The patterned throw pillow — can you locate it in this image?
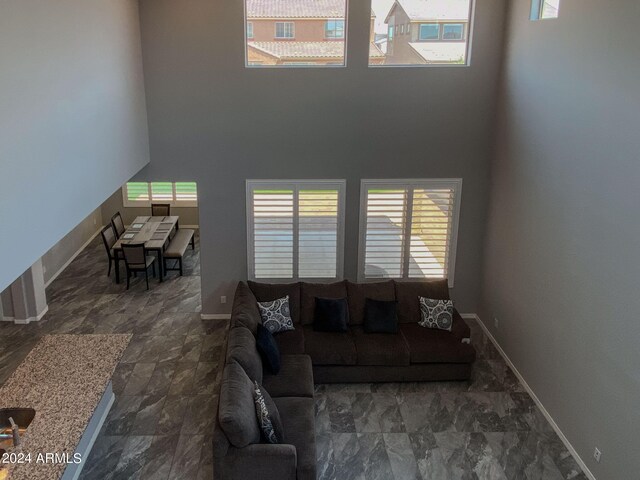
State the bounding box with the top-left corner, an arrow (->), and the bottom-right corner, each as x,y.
253,381 -> 278,444
257,295 -> 294,333
418,297 -> 454,331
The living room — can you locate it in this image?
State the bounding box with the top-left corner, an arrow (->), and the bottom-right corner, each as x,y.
0,0 -> 638,479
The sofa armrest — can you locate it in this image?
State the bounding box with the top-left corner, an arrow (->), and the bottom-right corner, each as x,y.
221,443 -> 297,480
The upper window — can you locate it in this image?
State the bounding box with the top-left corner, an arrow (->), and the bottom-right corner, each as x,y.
370,0 -> 473,66
275,22 -> 295,38
358,179 -> 462,286
325,20 -> 345,39
246,180 -> 346,281
245,0 -> 347,67
531,0 -> 560,19
123,182 -> 198,207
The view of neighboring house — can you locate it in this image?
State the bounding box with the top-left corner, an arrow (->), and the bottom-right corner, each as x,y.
246,0 -> 385,65
381,0 -> 471,65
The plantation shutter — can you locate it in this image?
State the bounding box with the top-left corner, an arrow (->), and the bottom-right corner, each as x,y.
408,187 -> 456,279
363,188 -> 408,278
175,182 -> 198,203
151,182 -> 173,202
361,180 -> 461,284
248,181 -> 345,280
126,182 -> 150,203
299,189 -> 339,278
252,188 -> 295,279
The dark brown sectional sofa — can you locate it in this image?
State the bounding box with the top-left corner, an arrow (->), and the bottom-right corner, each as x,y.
213,279 -> 476,479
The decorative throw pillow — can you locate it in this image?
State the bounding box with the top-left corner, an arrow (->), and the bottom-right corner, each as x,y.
256,324 -> 281,374
253,381 -> 282,444
257,295 -> 294,334
364,298 -> 398,333
418,297 -> 454,331
313,297 -> 349,332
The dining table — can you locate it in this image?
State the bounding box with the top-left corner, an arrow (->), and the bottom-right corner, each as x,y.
112,215 -> 179,283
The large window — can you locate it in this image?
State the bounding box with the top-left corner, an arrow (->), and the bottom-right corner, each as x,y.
369,0 -> 473,66
245,0 -> 347,67
358,179 -> 462,286
123,182 -> 198,207
246,180 -> 346,281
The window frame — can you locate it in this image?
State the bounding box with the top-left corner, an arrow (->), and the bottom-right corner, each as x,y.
357,178 -> 462,287
531,0 -> 560,20
325,19 -> 345,39
246,21 -> 254,39
122,182 -> 198,208
275,21 -> 295,39
246,179 -> 346,283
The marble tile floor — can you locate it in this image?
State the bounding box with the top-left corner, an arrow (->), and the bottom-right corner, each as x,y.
0,234 -> 588,479
0,234 -> 226,480
314,320 -> 589,480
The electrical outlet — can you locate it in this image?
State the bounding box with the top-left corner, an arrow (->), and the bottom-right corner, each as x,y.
220,296 -> 227,304
494,317 -> 499,329
93,218 -> 97,225
593,447 -> 601,463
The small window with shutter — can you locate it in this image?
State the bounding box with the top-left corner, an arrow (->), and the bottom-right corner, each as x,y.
122,182 -> 198,207
246,180 -> 346,281
358,179 -> 462,286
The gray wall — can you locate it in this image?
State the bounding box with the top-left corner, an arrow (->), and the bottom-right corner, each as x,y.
136,0 -> 508,314
101,188 -> 200,227
41,207 -> 103,285
480,0 -> 640,478
0,0 -> 150,292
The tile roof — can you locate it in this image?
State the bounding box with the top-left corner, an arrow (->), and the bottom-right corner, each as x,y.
389,0 -> 470,22
409,41 -> 466,63
248,41 -> 385,59
246,0 -> 346,18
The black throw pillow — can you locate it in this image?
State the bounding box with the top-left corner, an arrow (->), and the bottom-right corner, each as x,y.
256,324 -> 281,374
364,298 -> 399,333
313,297 -> 349,332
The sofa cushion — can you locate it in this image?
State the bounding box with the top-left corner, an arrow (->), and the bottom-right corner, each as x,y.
226,326 -> 263,383
303,325 -> 357,365
313,297 -> 349,332
257,295 -> 294,333
253,381 -> 284,444
395,280 -> 450,324
364,298 -> 399,333
346,280 -> 395,325
300,281 -> 347,325
218,361 -> 261,448
263,354 -> 314,398
400,323 -> 476,364
352,326 -> 410,366
248,281 -> 301,324
419,297 -> 454,331
273,328 -> 306,355
256,324 -> 281,374
273,397 -> 316,480
231,282 -> 262,335
452,309 -> 471,340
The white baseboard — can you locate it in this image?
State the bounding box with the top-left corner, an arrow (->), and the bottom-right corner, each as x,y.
200,313 -> 231,320
460,313 -> 596,480
44,227 -> 102,288
5,305 -> 49,324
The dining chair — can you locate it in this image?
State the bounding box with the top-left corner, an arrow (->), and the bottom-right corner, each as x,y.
121,243 -> 157,290
100,224 -> 118,277
111,212 -> 126,239
151,203 -> 171,217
